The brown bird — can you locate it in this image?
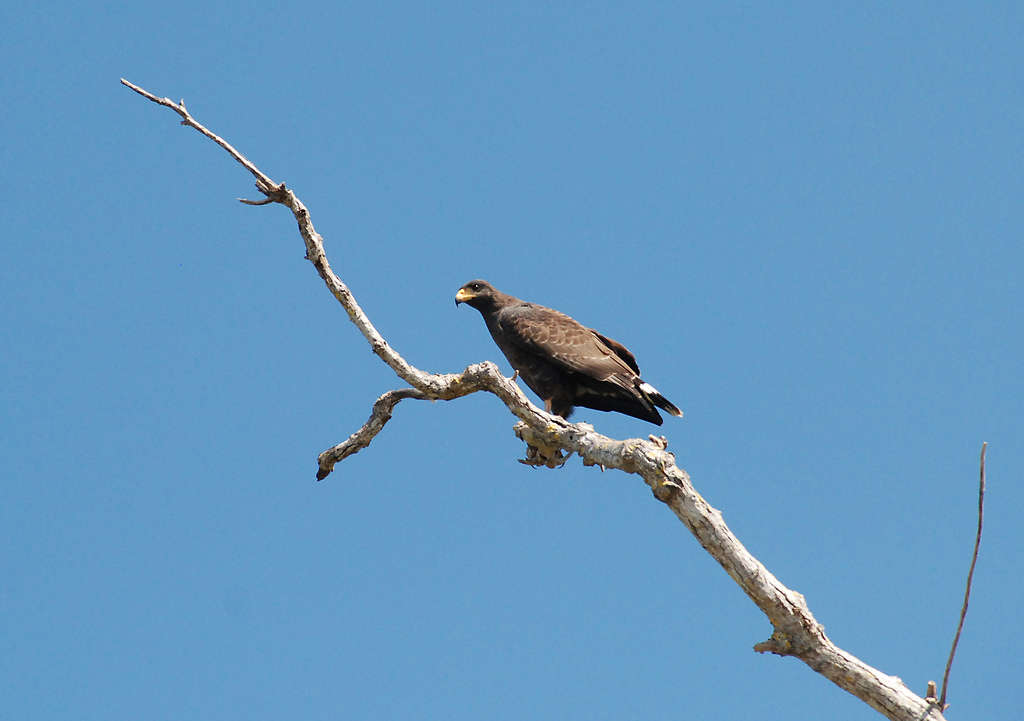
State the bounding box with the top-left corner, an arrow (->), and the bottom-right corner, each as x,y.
456,280 -> 682,425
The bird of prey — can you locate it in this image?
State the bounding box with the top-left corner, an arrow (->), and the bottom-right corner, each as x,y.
455,280 -> 682,425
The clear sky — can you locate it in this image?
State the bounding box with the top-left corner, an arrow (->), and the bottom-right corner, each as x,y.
2,3 -> 1021,719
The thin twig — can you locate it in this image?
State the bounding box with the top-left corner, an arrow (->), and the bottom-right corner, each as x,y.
316,388 -> 429,479
939,442 -> 987,710
120,78 -> 280,197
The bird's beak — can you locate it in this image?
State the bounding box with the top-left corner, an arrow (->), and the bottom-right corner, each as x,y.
455,288 -> 472,306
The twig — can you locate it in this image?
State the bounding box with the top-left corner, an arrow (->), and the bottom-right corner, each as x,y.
938,442 -> 987,710
317,388 -> 429,479
120,79 -> 280,199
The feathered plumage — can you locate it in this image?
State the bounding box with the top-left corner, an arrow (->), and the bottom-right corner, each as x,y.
456,280 -> 682,425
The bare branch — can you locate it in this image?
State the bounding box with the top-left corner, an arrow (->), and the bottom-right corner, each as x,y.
938,442 -> 986,710
125,79 -> 950,721
120,79 -> 279,195
317,388 -> 430,479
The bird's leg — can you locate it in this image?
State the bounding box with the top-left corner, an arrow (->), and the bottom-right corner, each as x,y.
544,399 -> 553,413
514,422 -> 569,469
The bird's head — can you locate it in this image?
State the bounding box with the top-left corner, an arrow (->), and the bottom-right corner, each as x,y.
455,279 -> 498,310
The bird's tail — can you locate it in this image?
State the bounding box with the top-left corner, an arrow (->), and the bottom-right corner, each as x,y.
639,382 -> 683,418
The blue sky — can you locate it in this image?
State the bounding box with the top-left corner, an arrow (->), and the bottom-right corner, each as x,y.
2,3 -> 1021,719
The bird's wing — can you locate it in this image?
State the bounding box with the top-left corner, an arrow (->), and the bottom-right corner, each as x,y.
589,330 -> 641,375
497,304 -> 637,382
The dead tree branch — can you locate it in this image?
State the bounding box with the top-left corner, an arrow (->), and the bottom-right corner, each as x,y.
316,388 -> 430,479
938,442 -> 986,710
123,78 -> 949,721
